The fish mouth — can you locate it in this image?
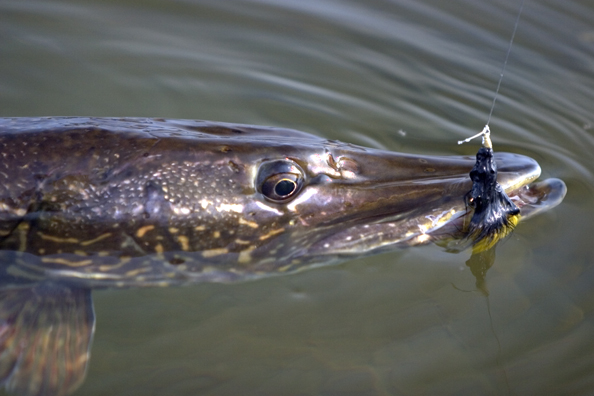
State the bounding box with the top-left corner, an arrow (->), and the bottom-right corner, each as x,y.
306,152 -> 566,256
505,178 -> 567,221
444,176 -> 567,252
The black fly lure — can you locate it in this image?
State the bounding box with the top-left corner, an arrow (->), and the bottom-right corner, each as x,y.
460,126 -> 520,252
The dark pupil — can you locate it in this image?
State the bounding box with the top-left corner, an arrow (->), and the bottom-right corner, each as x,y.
275,179 -> 296,197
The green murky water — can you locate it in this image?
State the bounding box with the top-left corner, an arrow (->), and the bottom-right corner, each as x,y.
1,0 -> 594,394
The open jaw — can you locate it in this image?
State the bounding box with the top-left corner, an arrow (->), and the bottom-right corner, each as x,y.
306,153 -> 567,257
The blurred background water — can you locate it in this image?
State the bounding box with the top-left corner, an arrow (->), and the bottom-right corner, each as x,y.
1,0 -> 594,395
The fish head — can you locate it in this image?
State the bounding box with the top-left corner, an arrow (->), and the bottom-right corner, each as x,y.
230,133 -> 561,271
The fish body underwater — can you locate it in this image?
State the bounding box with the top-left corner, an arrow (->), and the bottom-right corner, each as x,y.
0,117 -> 566,396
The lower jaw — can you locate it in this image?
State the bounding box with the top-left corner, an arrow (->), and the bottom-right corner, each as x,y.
437,178 -> 566,252
509,178 -> 567,218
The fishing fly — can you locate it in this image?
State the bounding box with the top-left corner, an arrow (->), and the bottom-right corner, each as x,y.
458,0 -> 526,253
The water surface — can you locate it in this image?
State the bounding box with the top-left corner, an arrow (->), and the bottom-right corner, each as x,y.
1,0 -> 593,395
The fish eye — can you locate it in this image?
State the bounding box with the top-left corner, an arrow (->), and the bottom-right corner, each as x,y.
257,160 -> 305,202
262,174 -> 300,200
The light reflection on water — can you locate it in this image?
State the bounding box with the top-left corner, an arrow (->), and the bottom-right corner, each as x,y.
1,0 -> 594,395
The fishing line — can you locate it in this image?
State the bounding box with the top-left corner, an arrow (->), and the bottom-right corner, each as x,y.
487,0 -> 526,126
453,0 -> 528,256
458,0 -> 527,145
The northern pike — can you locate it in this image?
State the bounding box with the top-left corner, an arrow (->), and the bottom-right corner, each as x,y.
0,117 -> 566,396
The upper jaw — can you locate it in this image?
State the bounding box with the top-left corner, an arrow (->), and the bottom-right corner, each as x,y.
493,152 -> 541,191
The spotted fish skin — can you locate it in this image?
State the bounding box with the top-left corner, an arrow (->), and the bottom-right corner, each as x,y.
0,117 -> 556,287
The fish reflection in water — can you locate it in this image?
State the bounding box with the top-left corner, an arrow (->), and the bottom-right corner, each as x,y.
0,117 -> 566,396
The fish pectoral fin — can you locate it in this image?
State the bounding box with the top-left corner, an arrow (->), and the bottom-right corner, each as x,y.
0,285 -> 95,396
